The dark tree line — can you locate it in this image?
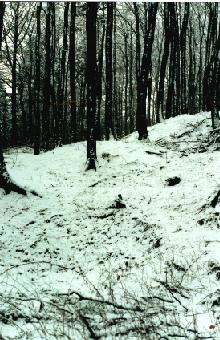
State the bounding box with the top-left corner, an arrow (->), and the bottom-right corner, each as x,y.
0,2 -> 220,176
0,2 -> 26,194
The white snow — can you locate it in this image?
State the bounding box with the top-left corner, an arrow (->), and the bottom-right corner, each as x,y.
0,111 -> 220,339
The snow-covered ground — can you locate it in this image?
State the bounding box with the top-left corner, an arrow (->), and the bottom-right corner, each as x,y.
0,112 -> 220,339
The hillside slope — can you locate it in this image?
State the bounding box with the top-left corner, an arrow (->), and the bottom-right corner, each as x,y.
0,112 -> 220,339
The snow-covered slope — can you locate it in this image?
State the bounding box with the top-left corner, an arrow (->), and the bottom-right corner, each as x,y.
0,112 -> 220,339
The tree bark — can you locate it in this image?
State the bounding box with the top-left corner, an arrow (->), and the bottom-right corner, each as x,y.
136,3 -> 158,139
211,23 -> 220,129
28,35 -> 34,144
129,29 -> 134,133
180,3 -> 189,115
11,3 -> 19,146
105,2 -> 114,140
34,2 -> 42,155
86,2 -> 98,170
42,2 -> 51,150
69,2 -> 77,142
57,2 -> 69,146
165,3 -> 179,119
156,4 -> 171,123
124,32 -> 128,135
96,8 -> 105,140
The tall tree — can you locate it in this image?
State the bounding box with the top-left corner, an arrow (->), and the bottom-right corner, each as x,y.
180,3 -> 189,115
69,2 -> 77,142
210,23 -> 220,129
156,4 -> 171,123
133,3 -> 140,87
86,2 -> 98,170
11,3 -> 19,146
105,2 -> 114,140
136,3 -> 158,139
28,34 -> 34,144
203,3 -> 218,112
124,32 -> 128,135
96,6 -> 105,140
34,2 -> 42,155
42,2 -> 51,150
165,3 -> 180,119
57,2 -> 69,145
129,29 -> 134,132
50,2 -> 57,147
113,3 -> 118,138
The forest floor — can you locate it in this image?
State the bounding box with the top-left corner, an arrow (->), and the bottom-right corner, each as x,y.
0,112 -> 220,339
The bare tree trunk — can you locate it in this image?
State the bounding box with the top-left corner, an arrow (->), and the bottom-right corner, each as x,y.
11,3 -> 19,146
69,2 -> 77,142
188,25 -> 196,115
180,3 -> 189,115
211,22 -> 220,129
124,33 -> 128,135
18,66 -> 27,144
79,72 -> 86,141
136,3 -> 158,139
165,3 -> 179,119
50,3 -> 57,148
57,2 -> 69,146
113,3 -> 118,138
34,2 -> 42,155
203,3 -> 218,111
86,2 -> 98,170
28,35 -> 34,144
129,29 -> 134,133
96,7 -> 105,140
105,2 -> 114,140
42,2 -> 51,150
155,4 -> 171,123
133,3 -> 140,132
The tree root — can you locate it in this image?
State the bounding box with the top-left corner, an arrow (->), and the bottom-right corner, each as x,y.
0,175 -> 41,197
0,176 -> 27,195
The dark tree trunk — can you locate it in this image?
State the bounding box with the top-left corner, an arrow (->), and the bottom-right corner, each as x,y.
180,3 -> 189,115
86,2 -> 98,170
133,3 -> 140,85
69,2 -> 77,142
124,33 -> 128,135
165,3 -> 179,119
79,72 -> 86,141
50,2 -> 57,147
198,16 -> 205,112
56,3 -> 69,146
113,3 -> 118,138
28,36 -> 34,144
188,25 -> 196,115
133,3 -> 140,132
42,2 -> 51,150
63,69 -> 68,143
34,2 -> 42,155
96,9 -> 105,140
156,4 -> 171,123
105,2 -> 114,140
18,68 -> 27,144
203,3 -> 218,111
11,4 -> 19,146
136,3 -> 158,139
211,23 -> 220,128
147,60 -> 152,126
129,30 -> 134,133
